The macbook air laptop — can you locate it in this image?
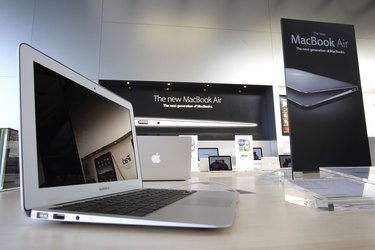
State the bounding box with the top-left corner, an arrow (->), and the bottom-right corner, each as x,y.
285,68 -> 358,108
198,148 -> 219,161
135,117 -> 257,128
137,136 -> 191,181
208,156 -> 233,171
260,157 -> 280,171
18,44 -> 238,228
253,147 -> 262,161
279,155 -> 292,168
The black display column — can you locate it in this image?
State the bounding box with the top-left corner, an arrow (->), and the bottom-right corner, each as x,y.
281,18 -> 371,172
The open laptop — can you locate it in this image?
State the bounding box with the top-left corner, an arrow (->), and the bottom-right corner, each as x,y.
260,157 -> 280,171
279,155 -> 292,168
198,148 -> 219,161
285,68 -> 358,108
208,156 -> 233,171
253,147 -> 262,161
18,44 -> 238,228
137,136 -> 191,181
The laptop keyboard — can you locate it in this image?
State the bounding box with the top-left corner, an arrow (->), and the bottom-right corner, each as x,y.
52,189 -> 196,217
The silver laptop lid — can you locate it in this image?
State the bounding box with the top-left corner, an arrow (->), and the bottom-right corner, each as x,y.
137,136 -> 191,181
261,157 -> 280,171
19,44 -> 143,212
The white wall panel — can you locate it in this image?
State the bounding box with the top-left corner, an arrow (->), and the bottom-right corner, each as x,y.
99,23 -> 273,84
0,77 -> 19,130
358,39 -> 375,91
0,0 -> 34,77
0,1 -> 34,129
1,0 -> 375,142
363,93 -> 375,137
269,0 -> 375,39
31,0 -> 102,81
271,32 -> 285,86
103,0 -> 270,32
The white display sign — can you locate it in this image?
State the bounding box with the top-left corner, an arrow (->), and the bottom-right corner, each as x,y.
234,135 -> 254,171
180,135 -> 199,171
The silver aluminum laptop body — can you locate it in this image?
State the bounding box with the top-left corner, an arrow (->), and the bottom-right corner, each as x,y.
18,44 -> 238,228
135,117 -> 257,128
260,157 -> 280,171
285,68 -> 358,108
137,136 -> 191,181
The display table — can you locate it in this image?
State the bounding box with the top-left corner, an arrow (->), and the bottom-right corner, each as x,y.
2,172 -> 375,250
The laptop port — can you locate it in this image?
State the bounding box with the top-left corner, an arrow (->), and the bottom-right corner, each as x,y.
36,212 -> 48,219
53,214 -> 65,220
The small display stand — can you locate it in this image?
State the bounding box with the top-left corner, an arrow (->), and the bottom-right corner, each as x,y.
257,168 -> 294,182
320,166 -> 375,184
284,177 -> 375,211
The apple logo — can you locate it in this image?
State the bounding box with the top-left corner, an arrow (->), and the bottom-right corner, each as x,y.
151,153 -> 161,164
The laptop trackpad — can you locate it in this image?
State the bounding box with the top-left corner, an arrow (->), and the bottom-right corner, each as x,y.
180,195 -> 233,207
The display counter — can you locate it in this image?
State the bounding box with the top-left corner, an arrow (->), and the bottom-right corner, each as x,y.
2,171 -> 375,249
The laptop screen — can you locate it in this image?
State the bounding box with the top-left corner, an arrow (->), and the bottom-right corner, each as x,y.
208,156 -> 232,171
198,148 -> 219,161
34,62 -> 138,188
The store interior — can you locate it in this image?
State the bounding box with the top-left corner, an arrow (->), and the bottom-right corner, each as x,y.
3,1 -> 375,249
2,1 -> 375,169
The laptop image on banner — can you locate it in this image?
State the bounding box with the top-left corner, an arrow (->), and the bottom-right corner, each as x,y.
18,44 -> 238,228
137,136 -> 191,181
285,68 -> 358,108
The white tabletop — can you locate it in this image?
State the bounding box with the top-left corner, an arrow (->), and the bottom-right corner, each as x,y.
2,172 -> 375,250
